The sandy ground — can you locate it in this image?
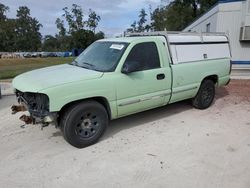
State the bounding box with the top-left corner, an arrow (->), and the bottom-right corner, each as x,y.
0,80 -> 250,188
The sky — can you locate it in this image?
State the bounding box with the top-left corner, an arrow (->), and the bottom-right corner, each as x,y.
1,0 -> 168,37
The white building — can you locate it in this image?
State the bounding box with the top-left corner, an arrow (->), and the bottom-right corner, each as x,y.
183,0 -> 250,64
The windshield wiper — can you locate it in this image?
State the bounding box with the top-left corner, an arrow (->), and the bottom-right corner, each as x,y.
80,62 -> 98,71
69,61 -> 97,71
82,62 -> 95,68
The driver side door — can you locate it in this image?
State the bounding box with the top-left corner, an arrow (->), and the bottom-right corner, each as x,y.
116,41 -> 172,117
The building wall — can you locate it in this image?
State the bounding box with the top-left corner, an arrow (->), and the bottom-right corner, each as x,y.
183,6 -> 219,32
243,0 -> 250,25
183,0 -> 250,63
217,2 -> 250,61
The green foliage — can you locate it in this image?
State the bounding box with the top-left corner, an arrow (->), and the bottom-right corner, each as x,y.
0,4 -> 15,51
127,21 -> 137,33
62,4 -> 84,33
199,0 -> 218,14
70,30 -> 95,49
127,0 -> 218,32
151,7 -> 168,31
87,9 -> 101,33
164,0 -> 194,31
0,4 -> 42,52
0,3 -> 9,20
0,3 -> 103,52
94,31 -> 105,40
55,18 -> 66,37
54,4 -> 103,51
138,9 -> 148,32
0,18 -> 16,51
42,35 -> 60,51
151,0 -> 218,31
15,6 -> 42,51
127,8 -> 150,33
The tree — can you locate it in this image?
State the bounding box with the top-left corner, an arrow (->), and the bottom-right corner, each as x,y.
126,21 -> 137,33
0,3 -> 9,21
87,9 -> 101,33
70,30 -> 95,49
199,0 -> 217,14
130,0 -> 218,32
15,6 -> 42,51
42,35 -> 59,51
0,19 -> 16,51
62,4 -> 84,33
145,24 -> 151,32
137,9 -> 147,32
0,3 -> 10,51
0,4 -> 16,51
164,0 -> 194,30
126,8 -> 152,33
151,7 -> 168,31
150,0 -> 218,31
95,31 -> 105,40
55,4 -> 104,51
55,18 -> 66,37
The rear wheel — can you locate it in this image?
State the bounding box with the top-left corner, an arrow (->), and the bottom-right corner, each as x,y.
192,79 -> 215,109
60,100 -> 108,148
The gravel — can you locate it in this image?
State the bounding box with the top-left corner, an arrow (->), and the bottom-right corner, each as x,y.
0,79 -> 249,188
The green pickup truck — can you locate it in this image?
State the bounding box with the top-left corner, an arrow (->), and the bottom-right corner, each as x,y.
12,32 -> 231,148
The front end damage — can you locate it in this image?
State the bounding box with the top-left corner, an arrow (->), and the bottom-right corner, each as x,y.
11,90 -> 57,128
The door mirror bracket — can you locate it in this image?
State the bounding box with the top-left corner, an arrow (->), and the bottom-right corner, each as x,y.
121,61 -> 141,74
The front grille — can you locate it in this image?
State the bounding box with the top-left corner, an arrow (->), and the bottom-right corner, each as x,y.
16,90 -> 50,117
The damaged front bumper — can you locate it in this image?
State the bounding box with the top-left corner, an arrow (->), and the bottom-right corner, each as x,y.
12,90 -> 58,127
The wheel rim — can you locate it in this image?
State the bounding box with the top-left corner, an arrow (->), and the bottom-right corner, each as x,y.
202,86 -> 213,105
75,112 -> 101,139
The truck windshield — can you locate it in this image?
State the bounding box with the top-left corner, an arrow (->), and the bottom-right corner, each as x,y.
71,41 -> 128,72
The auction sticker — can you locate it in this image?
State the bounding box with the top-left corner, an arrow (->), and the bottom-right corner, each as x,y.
110,44 -> 124,50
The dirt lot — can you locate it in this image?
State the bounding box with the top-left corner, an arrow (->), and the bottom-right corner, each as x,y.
0,80 -> 249,188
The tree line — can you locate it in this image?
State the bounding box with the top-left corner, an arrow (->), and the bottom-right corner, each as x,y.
0,1 -> 218,52
0,3 -> 104,52
126,0 -> 217,33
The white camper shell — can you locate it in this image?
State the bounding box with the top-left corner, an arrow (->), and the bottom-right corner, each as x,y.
127,31 -> 231,65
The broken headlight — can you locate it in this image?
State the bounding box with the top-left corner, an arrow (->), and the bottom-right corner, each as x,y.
16,90 -> 50,117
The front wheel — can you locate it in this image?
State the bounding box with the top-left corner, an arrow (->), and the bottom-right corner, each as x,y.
60,100 -> 108,148
192,79 -> 215,109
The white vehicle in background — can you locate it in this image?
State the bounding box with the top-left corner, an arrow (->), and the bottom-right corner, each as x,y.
31,52 -> 39,58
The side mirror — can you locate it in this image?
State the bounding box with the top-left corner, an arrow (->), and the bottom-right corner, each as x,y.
121,61 -> 141,74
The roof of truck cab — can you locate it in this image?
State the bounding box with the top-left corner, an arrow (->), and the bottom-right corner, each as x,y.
99,33 -> 228,44
98,36 -> 163,43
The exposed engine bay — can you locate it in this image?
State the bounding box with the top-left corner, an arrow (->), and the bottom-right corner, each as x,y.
11,90 -> 57,128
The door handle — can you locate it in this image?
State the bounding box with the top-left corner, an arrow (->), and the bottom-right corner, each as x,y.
157,74 -> 165,80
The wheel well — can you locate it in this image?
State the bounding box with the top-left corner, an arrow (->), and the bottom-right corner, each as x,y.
59,97 -> 111,121
203,75 -> 218,84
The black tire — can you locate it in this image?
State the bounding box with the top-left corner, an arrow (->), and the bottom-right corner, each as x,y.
60,100 -> 108,148
192,79 -> 215,109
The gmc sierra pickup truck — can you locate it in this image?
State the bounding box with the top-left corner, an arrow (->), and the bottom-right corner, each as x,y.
12,32 -> 231,148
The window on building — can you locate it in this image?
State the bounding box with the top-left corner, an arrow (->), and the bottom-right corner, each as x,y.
125,42 -> 160,71
206,23 -> 211,32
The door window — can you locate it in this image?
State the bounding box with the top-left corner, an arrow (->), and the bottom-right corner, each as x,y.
125,42 -> 160,71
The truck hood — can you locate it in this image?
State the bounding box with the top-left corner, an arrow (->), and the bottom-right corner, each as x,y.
12,64 -> 104,92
